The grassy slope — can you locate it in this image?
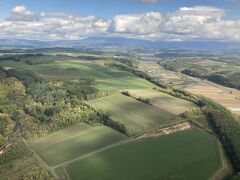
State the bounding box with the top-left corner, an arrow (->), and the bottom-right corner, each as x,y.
31,125 -> 126,166
30,123 -> 92,150
128,89 -> 197,114
66,129 -> 221,180
89,93 -> 175,135
0,60 -> 155,93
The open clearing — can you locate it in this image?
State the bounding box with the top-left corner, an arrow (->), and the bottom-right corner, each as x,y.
128,89 -> 197,114
30,124 -> 126,166
89,93 -> 175,135
66,129 -> 221,180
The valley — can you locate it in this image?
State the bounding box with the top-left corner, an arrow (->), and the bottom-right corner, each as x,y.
0,50 -> 238,180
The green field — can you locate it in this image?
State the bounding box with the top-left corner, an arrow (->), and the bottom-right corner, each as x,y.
0,60 -> 155,93
66,129 -> 221,180
128,89 -> 197,114
89,93 -> 175,135
31,124 -> 126,166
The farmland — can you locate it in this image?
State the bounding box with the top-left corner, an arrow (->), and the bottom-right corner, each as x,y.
89,93 -> 175,135
160,58 -> 240,89
30,124 -> 126,166
139,60 -> 240,115
185,82 -> 240,115
66,129 -> 221,180
0,52 -> 233,179
128,89 -> 197,114
0,60 -> 155,93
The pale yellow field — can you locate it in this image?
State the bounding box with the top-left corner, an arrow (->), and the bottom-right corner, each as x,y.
128,89 -> 197,115
185,82 -> 240,115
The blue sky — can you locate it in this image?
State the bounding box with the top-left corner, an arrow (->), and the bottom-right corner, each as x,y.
0,0 -> 239,41
1,0 -> 239,19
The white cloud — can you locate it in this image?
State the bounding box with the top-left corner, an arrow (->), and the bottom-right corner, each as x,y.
8,5 -> 36,21
111,12 -> 162,34
110,6 -> 240,41
0,5 -> 240,41
11,5 -> 33,15
1,6 -> 110,40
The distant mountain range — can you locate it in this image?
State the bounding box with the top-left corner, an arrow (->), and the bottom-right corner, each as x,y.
0,37 -> 240,51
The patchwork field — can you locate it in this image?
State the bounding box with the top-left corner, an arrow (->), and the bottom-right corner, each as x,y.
89,93 -> 175,135
139,61 -> 240,115
128,89 -> 197,114
185,81 -> 240,115
0,60 -> 155,93
0,54 -> 231,180
66,129 -> 221,180
138,60 -> 184,85
30,124 -> 126,166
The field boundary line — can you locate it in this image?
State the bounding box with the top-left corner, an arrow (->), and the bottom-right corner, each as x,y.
52,122 -> 190,170
52,138 -> 131,169
31,125 -> 101,150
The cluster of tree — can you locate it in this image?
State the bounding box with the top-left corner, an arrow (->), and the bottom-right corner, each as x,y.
6,69 -> 43,86
181,69 -> 206,78
228,173 -> 240,180
121,91 -> 151,105
25,59 -> 54,65
0,140 -> 29,166
0,140 -> 54,179
1,68 -> 126,139
0,114 -> 15,146
121,91 -> 130,96
0,76 -> 26,145
0,53 -> 43,62
207,74 -> 238,89
136,97 -> 151,104
96,110 -> 128,135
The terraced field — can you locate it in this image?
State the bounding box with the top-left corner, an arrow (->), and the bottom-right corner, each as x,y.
30,124 -> 126,166
66,129 -> 221,180
89,93 -> 175,135
128,89 -> 197,114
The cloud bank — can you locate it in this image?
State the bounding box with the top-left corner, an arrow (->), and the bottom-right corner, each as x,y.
0,5 -> 239,41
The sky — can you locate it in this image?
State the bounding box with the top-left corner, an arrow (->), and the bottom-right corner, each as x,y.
0,0 -> 240,41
